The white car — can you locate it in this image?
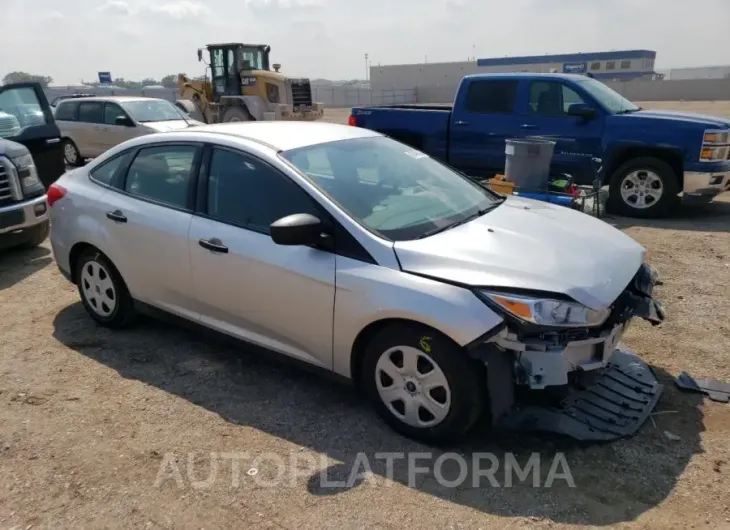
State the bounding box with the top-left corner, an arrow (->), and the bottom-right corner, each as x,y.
53,96 -> 204,166
48,121 -> 665,444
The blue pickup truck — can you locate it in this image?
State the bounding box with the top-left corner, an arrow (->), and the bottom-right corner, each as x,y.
351,73 -> 730,217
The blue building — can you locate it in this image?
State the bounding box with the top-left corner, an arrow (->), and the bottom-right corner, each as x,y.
476,50 -> 657,80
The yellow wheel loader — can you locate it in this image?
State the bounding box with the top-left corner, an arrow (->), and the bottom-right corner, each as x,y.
176,43 -> 325,124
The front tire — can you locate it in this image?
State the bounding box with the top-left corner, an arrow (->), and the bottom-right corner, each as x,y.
75,249 -> 137,328
63,139 -> 85,167
607,157 -> 680,218
361,324 -> 486,445
221,106 -> 252,123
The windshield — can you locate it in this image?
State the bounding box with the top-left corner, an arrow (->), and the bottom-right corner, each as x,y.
239,48 -> 266,70
574,77 -> 640,114
0,86 -> 48,138
121,99 -> 186,122
281,136 -> 501,241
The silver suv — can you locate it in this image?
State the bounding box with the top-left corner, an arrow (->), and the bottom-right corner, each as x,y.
53,96 -> 203,166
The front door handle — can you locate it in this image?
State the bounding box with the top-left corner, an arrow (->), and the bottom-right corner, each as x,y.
520,124 -> 539,129
199,238 -> 229,254
106,210 -> 127,223
453,120 -> 469,126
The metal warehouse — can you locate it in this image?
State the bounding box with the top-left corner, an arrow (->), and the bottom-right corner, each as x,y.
370,50 -> 657,91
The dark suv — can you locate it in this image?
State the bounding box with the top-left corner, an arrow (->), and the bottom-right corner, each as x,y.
0,82 -> 65,250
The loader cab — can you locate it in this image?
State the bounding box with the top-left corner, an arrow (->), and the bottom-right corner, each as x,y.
203,43 -> 272,102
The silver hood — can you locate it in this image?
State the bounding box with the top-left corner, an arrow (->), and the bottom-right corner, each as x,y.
393,196 -> 645,311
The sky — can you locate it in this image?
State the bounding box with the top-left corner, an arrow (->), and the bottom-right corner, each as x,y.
1,0 -> 729,85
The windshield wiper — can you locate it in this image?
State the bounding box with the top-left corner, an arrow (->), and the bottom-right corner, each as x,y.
415,201 -> 502,239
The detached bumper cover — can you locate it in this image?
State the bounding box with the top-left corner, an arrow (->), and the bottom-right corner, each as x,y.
498,347 -> 663,441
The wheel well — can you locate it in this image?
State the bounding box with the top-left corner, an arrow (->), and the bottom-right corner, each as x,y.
349,318 -> 458,388
68,242 -> 98,283
603,147 -> 683,186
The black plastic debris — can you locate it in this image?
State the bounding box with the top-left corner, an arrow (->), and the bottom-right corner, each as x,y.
675,371 -> 730,403
499,347 -> 663,441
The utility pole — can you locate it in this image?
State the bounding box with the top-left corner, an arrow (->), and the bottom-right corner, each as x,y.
364,53 -> 369,81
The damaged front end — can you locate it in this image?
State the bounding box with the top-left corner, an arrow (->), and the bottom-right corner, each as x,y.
469,263 -> 666,441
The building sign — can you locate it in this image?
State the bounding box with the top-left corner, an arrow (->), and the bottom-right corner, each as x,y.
563,62 -> 587,74
98,72 -> 112,84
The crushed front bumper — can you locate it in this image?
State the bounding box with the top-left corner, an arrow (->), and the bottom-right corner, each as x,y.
498,346 -> 663,441
471,263 -> 666,441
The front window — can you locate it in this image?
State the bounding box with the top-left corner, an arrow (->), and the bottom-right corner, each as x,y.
573,77 -> 640,114
239,48 -> 266,70
281,136 -> 502,241
121,99 -> 186,122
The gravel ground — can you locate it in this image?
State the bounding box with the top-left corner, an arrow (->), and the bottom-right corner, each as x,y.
1,106 -> 730,529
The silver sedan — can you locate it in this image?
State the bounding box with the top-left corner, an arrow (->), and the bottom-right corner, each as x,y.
47,121 -> 662,444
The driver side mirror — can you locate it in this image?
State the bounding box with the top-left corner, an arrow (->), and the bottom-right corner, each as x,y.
567,103 -> 596,119
115,115 -> 134,127
270,213 -> 328,247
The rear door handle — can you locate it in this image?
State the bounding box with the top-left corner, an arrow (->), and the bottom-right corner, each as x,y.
199,238 -> 229,254
453,120 -> 469,126
520,124 -> 539,129
106,210 -> 127,223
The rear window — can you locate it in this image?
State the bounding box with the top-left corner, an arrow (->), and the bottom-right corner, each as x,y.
464,80 -> 518,114
55,101 -> 79,121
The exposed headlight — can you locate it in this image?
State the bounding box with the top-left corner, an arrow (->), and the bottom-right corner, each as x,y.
479,290 -> 611,328
11,153 -> 40,189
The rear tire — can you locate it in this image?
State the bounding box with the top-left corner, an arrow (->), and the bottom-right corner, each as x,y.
607,157 -> 680,218
19,220 -> 49,249
360,323 -> 486,445
63,139 -> 85,167
75,249 -> 137,328
222,106 -> 253,123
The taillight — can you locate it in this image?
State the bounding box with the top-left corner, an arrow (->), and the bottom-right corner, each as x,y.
47,183 -> 67,207
348,115 -> 357,126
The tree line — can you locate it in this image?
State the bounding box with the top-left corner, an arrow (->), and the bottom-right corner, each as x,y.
2,71 -> 205,89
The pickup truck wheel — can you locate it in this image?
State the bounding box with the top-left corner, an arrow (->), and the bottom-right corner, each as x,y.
361,324 -> 486,445
607,157 -> 679,218
19,220 -> 49,249
63,139 -> 85,167
75,249 -> 137,328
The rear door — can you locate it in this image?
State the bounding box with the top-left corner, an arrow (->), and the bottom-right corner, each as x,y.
0,82 -> 65,189
76,101 -> 107,158
100,142 -> 203,319
448,78 -> 521,178
516,80 -> 605,184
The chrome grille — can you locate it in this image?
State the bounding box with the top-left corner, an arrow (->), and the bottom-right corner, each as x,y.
0,164 -> 13,206
290,79 -> 313,108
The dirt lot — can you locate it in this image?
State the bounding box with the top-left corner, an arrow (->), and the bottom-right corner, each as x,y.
1,104 -> 730,529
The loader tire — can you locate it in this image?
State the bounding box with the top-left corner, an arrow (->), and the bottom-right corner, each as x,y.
222,106 -> 253,123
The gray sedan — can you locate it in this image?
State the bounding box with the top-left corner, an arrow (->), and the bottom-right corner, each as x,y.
47,121 -> 664,444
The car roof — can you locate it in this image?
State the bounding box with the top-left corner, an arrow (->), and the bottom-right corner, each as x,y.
191,121 -> 383,151
56,96 -> 167,105
463,72 -> 591,82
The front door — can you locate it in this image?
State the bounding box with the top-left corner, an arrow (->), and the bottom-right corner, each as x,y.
188,146 -> 336,369
0,82 -> 65,188
518,80 -> 605,185
100,142 -> 202,320
101,102 -> 139,151
448,78 -> 521,178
